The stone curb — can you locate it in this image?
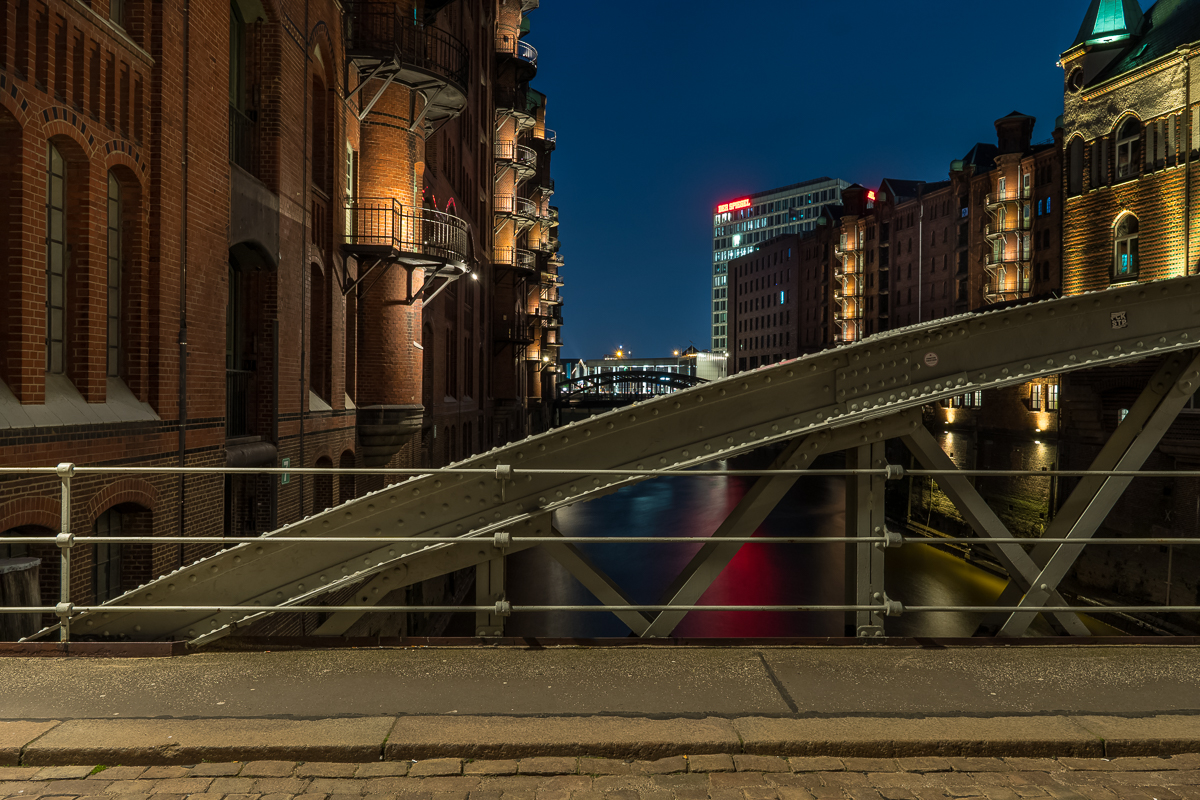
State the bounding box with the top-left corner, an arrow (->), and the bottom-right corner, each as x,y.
6,715 -> 1200,765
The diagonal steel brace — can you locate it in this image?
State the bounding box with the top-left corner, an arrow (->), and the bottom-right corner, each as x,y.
902,426 -> 1091,636
977,351 -> 1200,634
997,349 -> 1200,637
640,410 -> 922,639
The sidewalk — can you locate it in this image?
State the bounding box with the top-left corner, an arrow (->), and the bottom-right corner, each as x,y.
4,645 -> 1200,764
5,755 -> 1200,800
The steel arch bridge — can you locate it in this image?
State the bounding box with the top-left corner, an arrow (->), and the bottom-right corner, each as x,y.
556,370 -> 708,399
29,276 -> 1200,644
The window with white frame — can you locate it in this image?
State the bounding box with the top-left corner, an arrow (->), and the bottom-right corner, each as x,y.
1116,118 -> 1141,180
1113,214 -> 1139,282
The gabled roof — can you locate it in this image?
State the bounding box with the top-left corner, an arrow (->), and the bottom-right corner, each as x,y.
1071,0 -> 1146,48
1091,0 -> 1200,84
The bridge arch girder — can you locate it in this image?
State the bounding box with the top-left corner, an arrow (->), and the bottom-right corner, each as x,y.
30,276 -> 1200,644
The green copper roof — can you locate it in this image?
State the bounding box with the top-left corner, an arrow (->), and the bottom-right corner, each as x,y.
1072,0 -> 1145,47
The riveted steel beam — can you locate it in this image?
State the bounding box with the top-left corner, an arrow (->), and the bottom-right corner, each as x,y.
32,277 -> 1200,642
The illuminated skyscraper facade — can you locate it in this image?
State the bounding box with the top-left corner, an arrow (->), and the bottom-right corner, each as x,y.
709,178 -> 849,351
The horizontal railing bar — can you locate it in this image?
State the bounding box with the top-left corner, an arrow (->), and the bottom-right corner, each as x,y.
6,536 -> 1200,546
9,605 -> 1200,616
4,466 -> 1200,478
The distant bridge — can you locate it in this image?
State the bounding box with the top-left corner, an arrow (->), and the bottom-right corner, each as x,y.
556,370 -> 708,399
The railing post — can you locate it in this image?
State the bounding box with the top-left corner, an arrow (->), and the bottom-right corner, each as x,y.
55,462 -> 76,644
845,444 -> 887,637
475,555 -> 507,638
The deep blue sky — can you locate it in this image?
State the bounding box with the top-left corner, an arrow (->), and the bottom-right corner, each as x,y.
530,0 -> 1111,361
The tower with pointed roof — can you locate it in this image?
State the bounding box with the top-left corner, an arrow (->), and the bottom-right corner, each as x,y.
1059,0 -> 1200,296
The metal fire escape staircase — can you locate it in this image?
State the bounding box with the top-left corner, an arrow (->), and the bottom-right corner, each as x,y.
29,277 -> 1200,644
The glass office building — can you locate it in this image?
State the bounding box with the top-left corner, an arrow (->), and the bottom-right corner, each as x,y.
709,177 -> 849,352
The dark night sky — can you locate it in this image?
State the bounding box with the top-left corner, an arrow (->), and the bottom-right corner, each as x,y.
528,0 -> 1119,361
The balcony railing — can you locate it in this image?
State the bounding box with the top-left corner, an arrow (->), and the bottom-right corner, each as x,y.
494,246 -> 535,272
537,128 -> 557,144
985,219 -> 1032,237
530,234 -> 554,252
984,279 -> 1033,299
228,105 -> 257,175
515,144 -> 538,171
226,369 -> 254,438
515,196 -> 537,219
494,86 -> 540,119
343,198 -> 469,267
986,250 -> 1032,266
538,176 -> 555,195
494,314 -> 535,344
495,25 -> 538,68
985,189 -> 1032,207
345,2 -> 469,90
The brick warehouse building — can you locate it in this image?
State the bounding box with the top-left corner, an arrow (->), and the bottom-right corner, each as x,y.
728,112 -> 1064,372
0,0 -> 565,631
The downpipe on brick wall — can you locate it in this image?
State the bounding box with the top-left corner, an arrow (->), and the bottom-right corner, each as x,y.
298,1 -> 312,517
1184,47 -> 1192,275
177,0 -> 191,561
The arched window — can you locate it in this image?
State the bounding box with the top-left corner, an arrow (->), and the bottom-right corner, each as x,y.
93,509 -> 123,603
46,143 -> 66,375
1113,215 -> 1139,282
106,173 -> 122,377
1116,118 -> 1141,180
1068,138 -> 1084,196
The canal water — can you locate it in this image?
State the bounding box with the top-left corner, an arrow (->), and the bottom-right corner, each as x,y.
503,452 -> 1111,638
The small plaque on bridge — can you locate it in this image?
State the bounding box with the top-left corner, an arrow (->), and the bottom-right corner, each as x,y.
1111,311 -> 1128,329
924,352 -> 939,368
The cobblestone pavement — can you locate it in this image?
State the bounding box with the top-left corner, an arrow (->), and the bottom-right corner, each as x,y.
5,755 -> 1200,800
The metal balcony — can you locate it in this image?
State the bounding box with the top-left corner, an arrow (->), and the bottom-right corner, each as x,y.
344,3 -> 469,125
496,26 -> 538,78
985,189 -> 1031,208
986,250 -> 1032,267
549,206 -> 559,226
343,198 -> 469,272
495,86 -> 539,130
495,142 -> 538,179
538,176 -> 555,196
494,246 -> 536,273
985,219 -> 1032,239
536,127 -> 557,150
530,233 -> 554,253
515,196 -> 537,221
494,315 -> 536,345
984,279 -> 1033,303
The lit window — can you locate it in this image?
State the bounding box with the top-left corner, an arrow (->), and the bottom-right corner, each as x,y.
1113,214 -> 1139,282
1030,384 -> 1044,411
1047,383 -> 1059,411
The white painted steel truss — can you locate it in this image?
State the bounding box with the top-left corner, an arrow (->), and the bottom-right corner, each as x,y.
27,277 -> 1200,643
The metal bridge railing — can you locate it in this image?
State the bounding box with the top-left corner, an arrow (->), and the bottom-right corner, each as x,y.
6,460 -> 1200,642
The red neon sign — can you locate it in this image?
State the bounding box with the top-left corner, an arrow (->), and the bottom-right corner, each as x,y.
717,197 -> 752,214
867,190 -> 877,202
